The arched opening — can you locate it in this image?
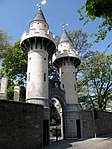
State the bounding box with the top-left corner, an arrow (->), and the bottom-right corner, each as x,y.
49,97 -> 65,141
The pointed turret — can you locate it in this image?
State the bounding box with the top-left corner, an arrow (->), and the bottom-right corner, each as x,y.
21,6 -> 56,144
52,29 -> 81,104
53,29 -> 81,68
21,6 -> 56,103
52,29 -> 81,139
21,7 -> 55,55
33,7 -> 47,23
59,30 -> 74,47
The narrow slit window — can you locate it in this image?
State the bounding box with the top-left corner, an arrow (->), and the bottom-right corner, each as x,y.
28,73 -> 30,81
63,84 -> 64,89
74,84 -> 76,91
31,43 -> 33,50
44,73 -> 46,81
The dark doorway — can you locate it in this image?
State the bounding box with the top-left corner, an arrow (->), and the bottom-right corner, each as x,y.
76,119 -> 81,139
43,120 -> 49,145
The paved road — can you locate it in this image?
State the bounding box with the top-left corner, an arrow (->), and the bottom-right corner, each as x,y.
44,134 -> 112,149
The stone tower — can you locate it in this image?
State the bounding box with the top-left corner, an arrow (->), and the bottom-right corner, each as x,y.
52,29 -> 81,138
21,6 -> 56,144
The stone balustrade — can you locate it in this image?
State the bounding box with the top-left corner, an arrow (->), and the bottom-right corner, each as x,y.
21,28 -> 55,44
52,49 -> 80,63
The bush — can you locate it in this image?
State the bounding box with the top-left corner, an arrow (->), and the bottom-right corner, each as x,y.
50,127 -> 61,137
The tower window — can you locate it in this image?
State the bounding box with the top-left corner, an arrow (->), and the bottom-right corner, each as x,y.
44,58 -> 46,60
63,84 -> 64,89
44,25 -> 46,27
74,84 -> 76,91
31,43 -> 33,50
28,73 -> 30,81
44,73 -> 46,81
29,57 -> 31,60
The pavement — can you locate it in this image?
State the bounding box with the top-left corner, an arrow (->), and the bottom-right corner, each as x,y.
44,134 -> 112,149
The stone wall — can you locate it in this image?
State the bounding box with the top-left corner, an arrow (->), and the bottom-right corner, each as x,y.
80,111 -> 112,138
96,112 -> 112,136
80,111 -> 95,138
0,100 -> 43,149
0,99 -> 112,148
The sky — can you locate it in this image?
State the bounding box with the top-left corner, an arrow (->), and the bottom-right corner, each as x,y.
0,0 -> 111,54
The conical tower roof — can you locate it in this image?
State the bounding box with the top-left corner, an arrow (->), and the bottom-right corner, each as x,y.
59,30 -> 74,47
33,7 -> 47,23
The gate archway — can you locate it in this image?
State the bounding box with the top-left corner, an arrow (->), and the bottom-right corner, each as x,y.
49,77 -> 66,139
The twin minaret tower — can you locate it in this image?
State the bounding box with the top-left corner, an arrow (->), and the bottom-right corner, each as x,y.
21,6 -> 81,140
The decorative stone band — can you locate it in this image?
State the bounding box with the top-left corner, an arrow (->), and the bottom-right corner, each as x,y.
26,98 -> 49,108
52,49 -> 81,68
64,104 -> 79,112
53,49 -> 80,62
21,36 -> 56,56
21,29 -> 55,45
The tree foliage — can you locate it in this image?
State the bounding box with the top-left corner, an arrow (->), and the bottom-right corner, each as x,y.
78,1 -> 112,49
48,60 -> 59,80
69,29 -> 91,54
50,99 -> 61,125
78,51 -> 112,111
1,41 -> 27,101
0,30 -> 11,59
86,0 -> 112,18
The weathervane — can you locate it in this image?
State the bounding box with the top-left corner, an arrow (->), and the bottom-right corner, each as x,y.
61,18 -> 69,30
36,0 -> 46,9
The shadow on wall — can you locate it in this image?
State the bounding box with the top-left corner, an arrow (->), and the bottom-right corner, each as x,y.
80,111 -> 112,139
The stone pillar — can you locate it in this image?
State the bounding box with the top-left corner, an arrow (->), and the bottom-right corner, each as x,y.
14,86 -> 20,101
0,78 -> 8,99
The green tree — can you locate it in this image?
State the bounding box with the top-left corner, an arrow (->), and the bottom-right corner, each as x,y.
78,1 -> 112,48
86,0 -> 112,19
0,30 -> 11,59
69,29 -> 91,54
50,99 -> 61,126
48,60 -> 58,80
1,41 -> 27,101
78,51 -> 112,111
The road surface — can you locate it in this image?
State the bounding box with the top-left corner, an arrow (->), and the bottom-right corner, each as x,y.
44,134 -> 112,149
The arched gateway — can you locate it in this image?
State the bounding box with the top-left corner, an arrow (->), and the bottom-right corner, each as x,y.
49,77 -> 66,139
49,76 -> 81,140
49,77 -> 66,108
